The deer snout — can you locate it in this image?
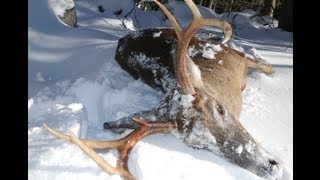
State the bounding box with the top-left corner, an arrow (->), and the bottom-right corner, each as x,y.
269,159 -> 283,179
258,158 -> 283,180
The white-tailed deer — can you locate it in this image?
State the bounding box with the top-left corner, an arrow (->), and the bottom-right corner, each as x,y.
44,0 -> 282,179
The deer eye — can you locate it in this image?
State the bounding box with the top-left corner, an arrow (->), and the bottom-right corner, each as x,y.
217,104 -> 225,116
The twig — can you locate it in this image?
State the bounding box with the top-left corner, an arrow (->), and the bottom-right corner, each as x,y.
102,19 -> 114,27
124,3 -> 136,18
116,14 -> 128,29
229,13 -> 238,39
231,13 -> 238,25
283,41 -> 293,52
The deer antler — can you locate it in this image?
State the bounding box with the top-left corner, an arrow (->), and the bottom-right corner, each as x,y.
153,0 -> 233,95
44,118 -> 176,180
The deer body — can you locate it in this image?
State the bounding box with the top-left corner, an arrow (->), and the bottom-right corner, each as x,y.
44,1 -> 281,179
111,27 -> 270,126
105,27 -> 280,179
114,28 -> 249,119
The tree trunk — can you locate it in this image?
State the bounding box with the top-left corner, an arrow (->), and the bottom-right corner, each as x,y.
262,0 -> 277,17
213,0 -> 218,11
278,0 -> 293,32
229,0 -> 234,12
208,0 -> 214,9
198,0 -> 203,6
203,0 -> 207,7
269,0 -> 276,17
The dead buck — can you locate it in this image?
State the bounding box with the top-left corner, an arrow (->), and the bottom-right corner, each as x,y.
44,0 -> 283,179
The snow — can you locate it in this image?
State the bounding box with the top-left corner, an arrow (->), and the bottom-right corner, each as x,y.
187,45 -> 197,57
67,103 -> 84,112
35,72 -> 46,82
245,141 -> 254,154
153,31 -> 162,38
55,103 -> 84,112
49,0 -> 75,17
28,98 -> 34,110
130,52 -> 176,91
28,0 -> 292,180
235,145 -> 243,155
176,120 -> 220,153
188,43 -> 223,60
99,0 -> 134,14
202,43 -> 220,59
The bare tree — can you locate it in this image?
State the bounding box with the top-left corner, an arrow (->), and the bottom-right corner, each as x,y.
262,0 -> 277,17
208,0 -> 215,9
229,0 -> 234,12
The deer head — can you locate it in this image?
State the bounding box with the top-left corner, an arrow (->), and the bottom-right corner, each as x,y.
44,0 -> 282,179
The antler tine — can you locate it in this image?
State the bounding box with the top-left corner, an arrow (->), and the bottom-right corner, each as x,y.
184,0 -> 202,19
183,0 -> 232,44
43,119 -> 176,180
152,0 -> 182,41
44,124 -> 134,179
69,132 -> 134,179
44,124 -> 121,149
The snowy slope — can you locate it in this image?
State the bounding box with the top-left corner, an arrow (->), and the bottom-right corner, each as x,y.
28,0 -> 293,179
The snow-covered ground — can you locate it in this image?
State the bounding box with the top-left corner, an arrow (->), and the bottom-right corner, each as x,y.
28,0 -> 293,179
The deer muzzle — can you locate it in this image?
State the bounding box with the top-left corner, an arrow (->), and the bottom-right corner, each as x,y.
171,93 -> 284,179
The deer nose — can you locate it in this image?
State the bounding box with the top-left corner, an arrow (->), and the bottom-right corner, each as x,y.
265,159 -> 283,179
269,159 -> 279,166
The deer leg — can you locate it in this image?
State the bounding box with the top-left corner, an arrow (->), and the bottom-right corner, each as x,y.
246,57 -> 274,74
104,110 -> 156,133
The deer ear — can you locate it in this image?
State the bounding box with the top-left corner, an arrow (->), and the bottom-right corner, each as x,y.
186,56 -> 205,90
